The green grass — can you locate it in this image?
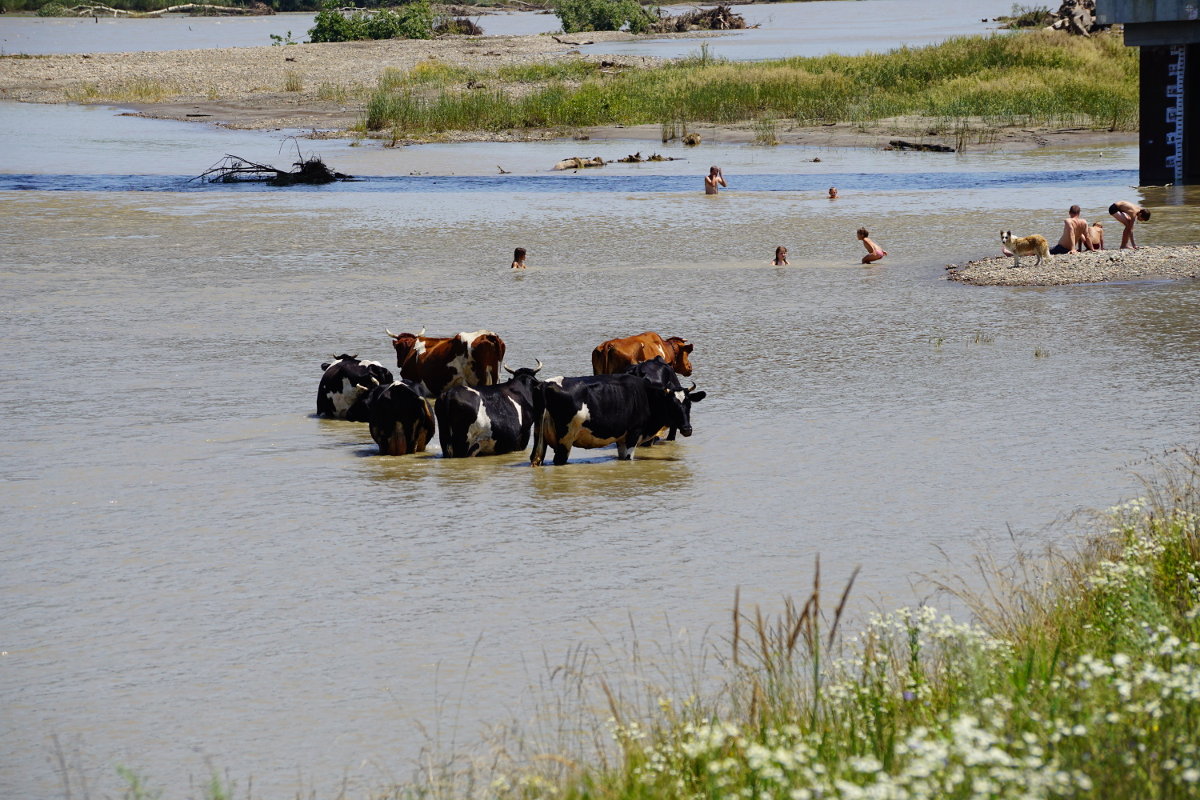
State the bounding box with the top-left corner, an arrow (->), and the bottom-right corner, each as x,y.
359,31 -> 1138,135
64,77 -> 175,102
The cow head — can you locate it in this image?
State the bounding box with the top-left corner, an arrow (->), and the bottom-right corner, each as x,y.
648,379 -> 706,437
386,327 -> 425,368
502,359 -> 543,385
665,337 -> 694,376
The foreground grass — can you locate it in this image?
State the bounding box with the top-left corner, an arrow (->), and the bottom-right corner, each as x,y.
362,30 -> 1139,136
460,451 -> 1200,800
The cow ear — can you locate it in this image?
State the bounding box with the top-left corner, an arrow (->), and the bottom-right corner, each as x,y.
682,342 -> 694,353
321,362 -> 331,371
688,390 -> 706,403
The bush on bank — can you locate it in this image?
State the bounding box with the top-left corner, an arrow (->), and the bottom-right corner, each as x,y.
362,30 -> 1138,134
554,0 -> 658,35
307,0 -> 433,41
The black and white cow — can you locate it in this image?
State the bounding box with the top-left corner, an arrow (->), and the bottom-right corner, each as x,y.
363,379 -> 435,456
435,361 -> 543,458
624,355 -> 702,442
317,355 -> 394,422
530,372 -> 706,466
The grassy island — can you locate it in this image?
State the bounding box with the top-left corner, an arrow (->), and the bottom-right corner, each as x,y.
361,31 -> 1138,138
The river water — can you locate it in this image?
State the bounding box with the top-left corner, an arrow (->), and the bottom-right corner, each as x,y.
3,21 -> 1200,800
0,0 -> 1000,57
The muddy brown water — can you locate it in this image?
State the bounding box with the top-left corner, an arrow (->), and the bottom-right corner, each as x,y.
2,102 -> 1200,798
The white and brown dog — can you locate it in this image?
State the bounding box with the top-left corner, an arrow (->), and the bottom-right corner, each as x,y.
1000,231 -> 1050,268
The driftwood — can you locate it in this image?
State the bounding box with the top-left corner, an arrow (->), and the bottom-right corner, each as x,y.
551,156 -> 606,170
652,4 -> 747,33
192,154 -> 352,185
887,139 -> 954,152
617,151 -> 681,163
62,2 -> 271,15
1046,0 -> 1106,36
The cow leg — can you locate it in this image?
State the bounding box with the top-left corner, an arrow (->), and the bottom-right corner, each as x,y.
616,440 -> 630,460
552,444 -> 571,466
665,427 -> 678,441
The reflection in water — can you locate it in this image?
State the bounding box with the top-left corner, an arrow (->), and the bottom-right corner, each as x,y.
2,113 -> 1199,800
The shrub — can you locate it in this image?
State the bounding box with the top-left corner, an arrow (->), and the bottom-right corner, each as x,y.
36,2 -> 69,15
555,0 -> 658,34
307,0 -> 433,42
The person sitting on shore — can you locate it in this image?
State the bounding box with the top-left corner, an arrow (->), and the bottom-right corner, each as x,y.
772,246 -> 790,266
858,228 -> 886,264
1085,222 -> 1104,251
1109,200 -> 1150,249
704,166 -> 727,195
828,186 -> 838,200
1049,205 -> 1093,255
511,247 -> 527,269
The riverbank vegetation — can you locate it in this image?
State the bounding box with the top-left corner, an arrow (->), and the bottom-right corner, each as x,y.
360,30 -> 1138,138
398,449 -> 1198,799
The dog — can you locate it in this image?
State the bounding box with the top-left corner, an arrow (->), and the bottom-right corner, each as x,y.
1000,230 -> 1050,268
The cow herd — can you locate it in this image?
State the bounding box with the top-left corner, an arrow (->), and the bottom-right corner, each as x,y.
316,330 -> 707,466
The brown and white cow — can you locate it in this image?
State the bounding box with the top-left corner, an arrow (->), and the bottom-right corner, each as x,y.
385,328 -> 507,397
591,332 -> 694,377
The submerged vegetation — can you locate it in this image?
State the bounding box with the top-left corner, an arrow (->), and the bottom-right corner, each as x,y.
360,30 -> 1138,137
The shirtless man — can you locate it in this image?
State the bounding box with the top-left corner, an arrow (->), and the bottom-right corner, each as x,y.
1086,222 -> 1104,251
704,166 -> 727,195
1049,205 -> 1093,255
1109,200 -> 1150,249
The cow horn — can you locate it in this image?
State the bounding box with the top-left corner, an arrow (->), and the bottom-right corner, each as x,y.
687,381 -> 697,392
534,359 -> 543,373
385,328 -> 399,340
503,363 -> 515,375
417,327 -> 425,338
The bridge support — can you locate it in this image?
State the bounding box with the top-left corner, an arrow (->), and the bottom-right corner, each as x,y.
1097,2 -> 1200,185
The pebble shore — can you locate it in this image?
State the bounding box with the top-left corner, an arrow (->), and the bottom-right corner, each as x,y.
946,245 -> 1200,286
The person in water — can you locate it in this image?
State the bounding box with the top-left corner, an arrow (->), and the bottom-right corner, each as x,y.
828,186 -> 839,200
1109,200 -> 1150,249
772,246 -> 790,265
1086,221 -> 1104,251
704,166 -> 727,195
511,247 -> 527,269
857,227 -> 886,264
1049,205 -> 1093,255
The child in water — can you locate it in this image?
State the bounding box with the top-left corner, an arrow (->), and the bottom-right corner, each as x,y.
772,246 -> 790,265
828,187 -> 838,200
511,247 -> 527,269
857,228 -> 886,264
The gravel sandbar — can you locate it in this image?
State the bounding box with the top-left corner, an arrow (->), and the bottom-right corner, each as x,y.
946,245 -> 1200,286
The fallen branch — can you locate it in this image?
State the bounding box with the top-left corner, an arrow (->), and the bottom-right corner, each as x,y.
192,153 -> 352,185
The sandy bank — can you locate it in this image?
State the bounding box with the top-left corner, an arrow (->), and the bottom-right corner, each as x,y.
946,245 -> 1200,286
0,34 -> 1136,150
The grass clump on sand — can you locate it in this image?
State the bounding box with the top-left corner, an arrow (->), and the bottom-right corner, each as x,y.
361,30 -> 1137,135
419,450 -> 1200,799
65,77 -> 176,102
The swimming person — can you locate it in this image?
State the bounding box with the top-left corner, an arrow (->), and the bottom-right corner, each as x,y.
704,166 -> 727,195
772,246 -> 790,266
828,187 -> 839,200
857,228 -> 886,264
1049,205 -> 1092,255
1109,200 -> 1150,249
511,247 -> 527,269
